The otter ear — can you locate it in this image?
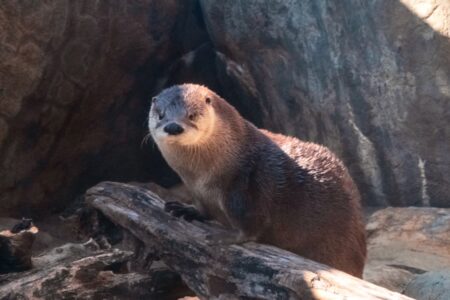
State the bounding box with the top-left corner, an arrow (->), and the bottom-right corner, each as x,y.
151,97 -> 157,103
205,97 -> 211,104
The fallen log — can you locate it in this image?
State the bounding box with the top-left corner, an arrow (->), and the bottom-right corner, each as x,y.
86,181 -> 413,300
0,239 -> 192,300
0,240 -> 144,299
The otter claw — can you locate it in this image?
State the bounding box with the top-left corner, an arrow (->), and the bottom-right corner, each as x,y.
164,201 -> 206,222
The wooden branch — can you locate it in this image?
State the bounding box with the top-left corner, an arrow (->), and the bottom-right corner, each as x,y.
86,182 -> 413,300
0,239 -> 193,300
0,244 -> 151,299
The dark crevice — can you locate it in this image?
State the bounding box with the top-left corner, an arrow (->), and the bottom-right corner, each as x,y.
103,261 -> 129,274
387,264 -> 427,275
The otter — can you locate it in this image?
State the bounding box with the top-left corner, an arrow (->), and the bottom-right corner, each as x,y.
148,84 -> 366,277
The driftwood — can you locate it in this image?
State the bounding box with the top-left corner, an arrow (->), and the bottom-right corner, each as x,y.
86,182 -> 413,300
0,238 -> 192,300
0,240 -> 148,299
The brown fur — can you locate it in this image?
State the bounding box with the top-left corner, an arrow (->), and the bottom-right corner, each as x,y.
149,84 -> 367,277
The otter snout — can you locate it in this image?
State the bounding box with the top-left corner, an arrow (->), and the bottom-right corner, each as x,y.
164,123 -> 184,135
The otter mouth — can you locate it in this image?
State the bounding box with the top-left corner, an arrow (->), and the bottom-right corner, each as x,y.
155,120 -> 198,131
185,120 -> 198,130
151,119 -> 201,146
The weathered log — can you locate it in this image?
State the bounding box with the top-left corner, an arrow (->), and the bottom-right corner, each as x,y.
86,181 -> 413,300
0,239 -> 192,300
0,243 -> 148,299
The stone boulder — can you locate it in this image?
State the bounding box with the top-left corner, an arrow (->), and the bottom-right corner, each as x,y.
404,271 -> 450,300
1,0 -> 450,216
199,0 -> 450,207
0,0 -> 209,217
364,207 -> 450,294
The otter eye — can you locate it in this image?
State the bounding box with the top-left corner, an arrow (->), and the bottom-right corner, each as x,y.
151,97 -> 157,103
205,97 -> 211,104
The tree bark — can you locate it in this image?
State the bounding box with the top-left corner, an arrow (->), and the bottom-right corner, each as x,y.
0,239 -> 193,300
86,181 -> 413,300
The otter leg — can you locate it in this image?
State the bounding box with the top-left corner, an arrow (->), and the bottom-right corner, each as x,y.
164,201 -> 207,222
221,171 -> 270,243
225,192 -> 266,241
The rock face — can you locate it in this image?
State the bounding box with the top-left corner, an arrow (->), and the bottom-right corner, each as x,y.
0,0 -> 208,217
199,0 -> 450,207
1,0 -> 449,217
404,271 -> 450,300
364,207 -> 450,294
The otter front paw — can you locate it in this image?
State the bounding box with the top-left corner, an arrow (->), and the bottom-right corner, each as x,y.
164,201 -> 206,222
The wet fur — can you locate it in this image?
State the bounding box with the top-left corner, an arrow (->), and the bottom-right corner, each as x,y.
149,84 -> 367,277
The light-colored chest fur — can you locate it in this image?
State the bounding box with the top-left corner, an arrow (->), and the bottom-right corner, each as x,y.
158,142 -> 232,224
184,175 -> 226,215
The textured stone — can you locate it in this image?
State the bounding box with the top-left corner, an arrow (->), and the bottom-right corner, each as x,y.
364,207 -> 450,292
1,0 -> 449,218
0,118 -> 7,146
0,0 -> 207,217
363,264 -> 418,293
404,271 -> 450,300
366,207 -> 450,265
199,0 -> 450,207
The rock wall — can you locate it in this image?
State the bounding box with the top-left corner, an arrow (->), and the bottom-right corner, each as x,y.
364,207 -> 450,294
199,0 -> 450,207
1,0 -> 449,217
0,0 -> 209,217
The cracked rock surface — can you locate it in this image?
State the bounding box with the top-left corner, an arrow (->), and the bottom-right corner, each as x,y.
0,0 -> 207,217
364,207 -> 450,295
1,1 -> 449,218
199,0 -> 450,207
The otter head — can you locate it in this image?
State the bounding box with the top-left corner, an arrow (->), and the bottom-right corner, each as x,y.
148,84 -> 216,147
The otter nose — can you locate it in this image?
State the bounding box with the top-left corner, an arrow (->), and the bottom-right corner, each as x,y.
164,123 -> 184,135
